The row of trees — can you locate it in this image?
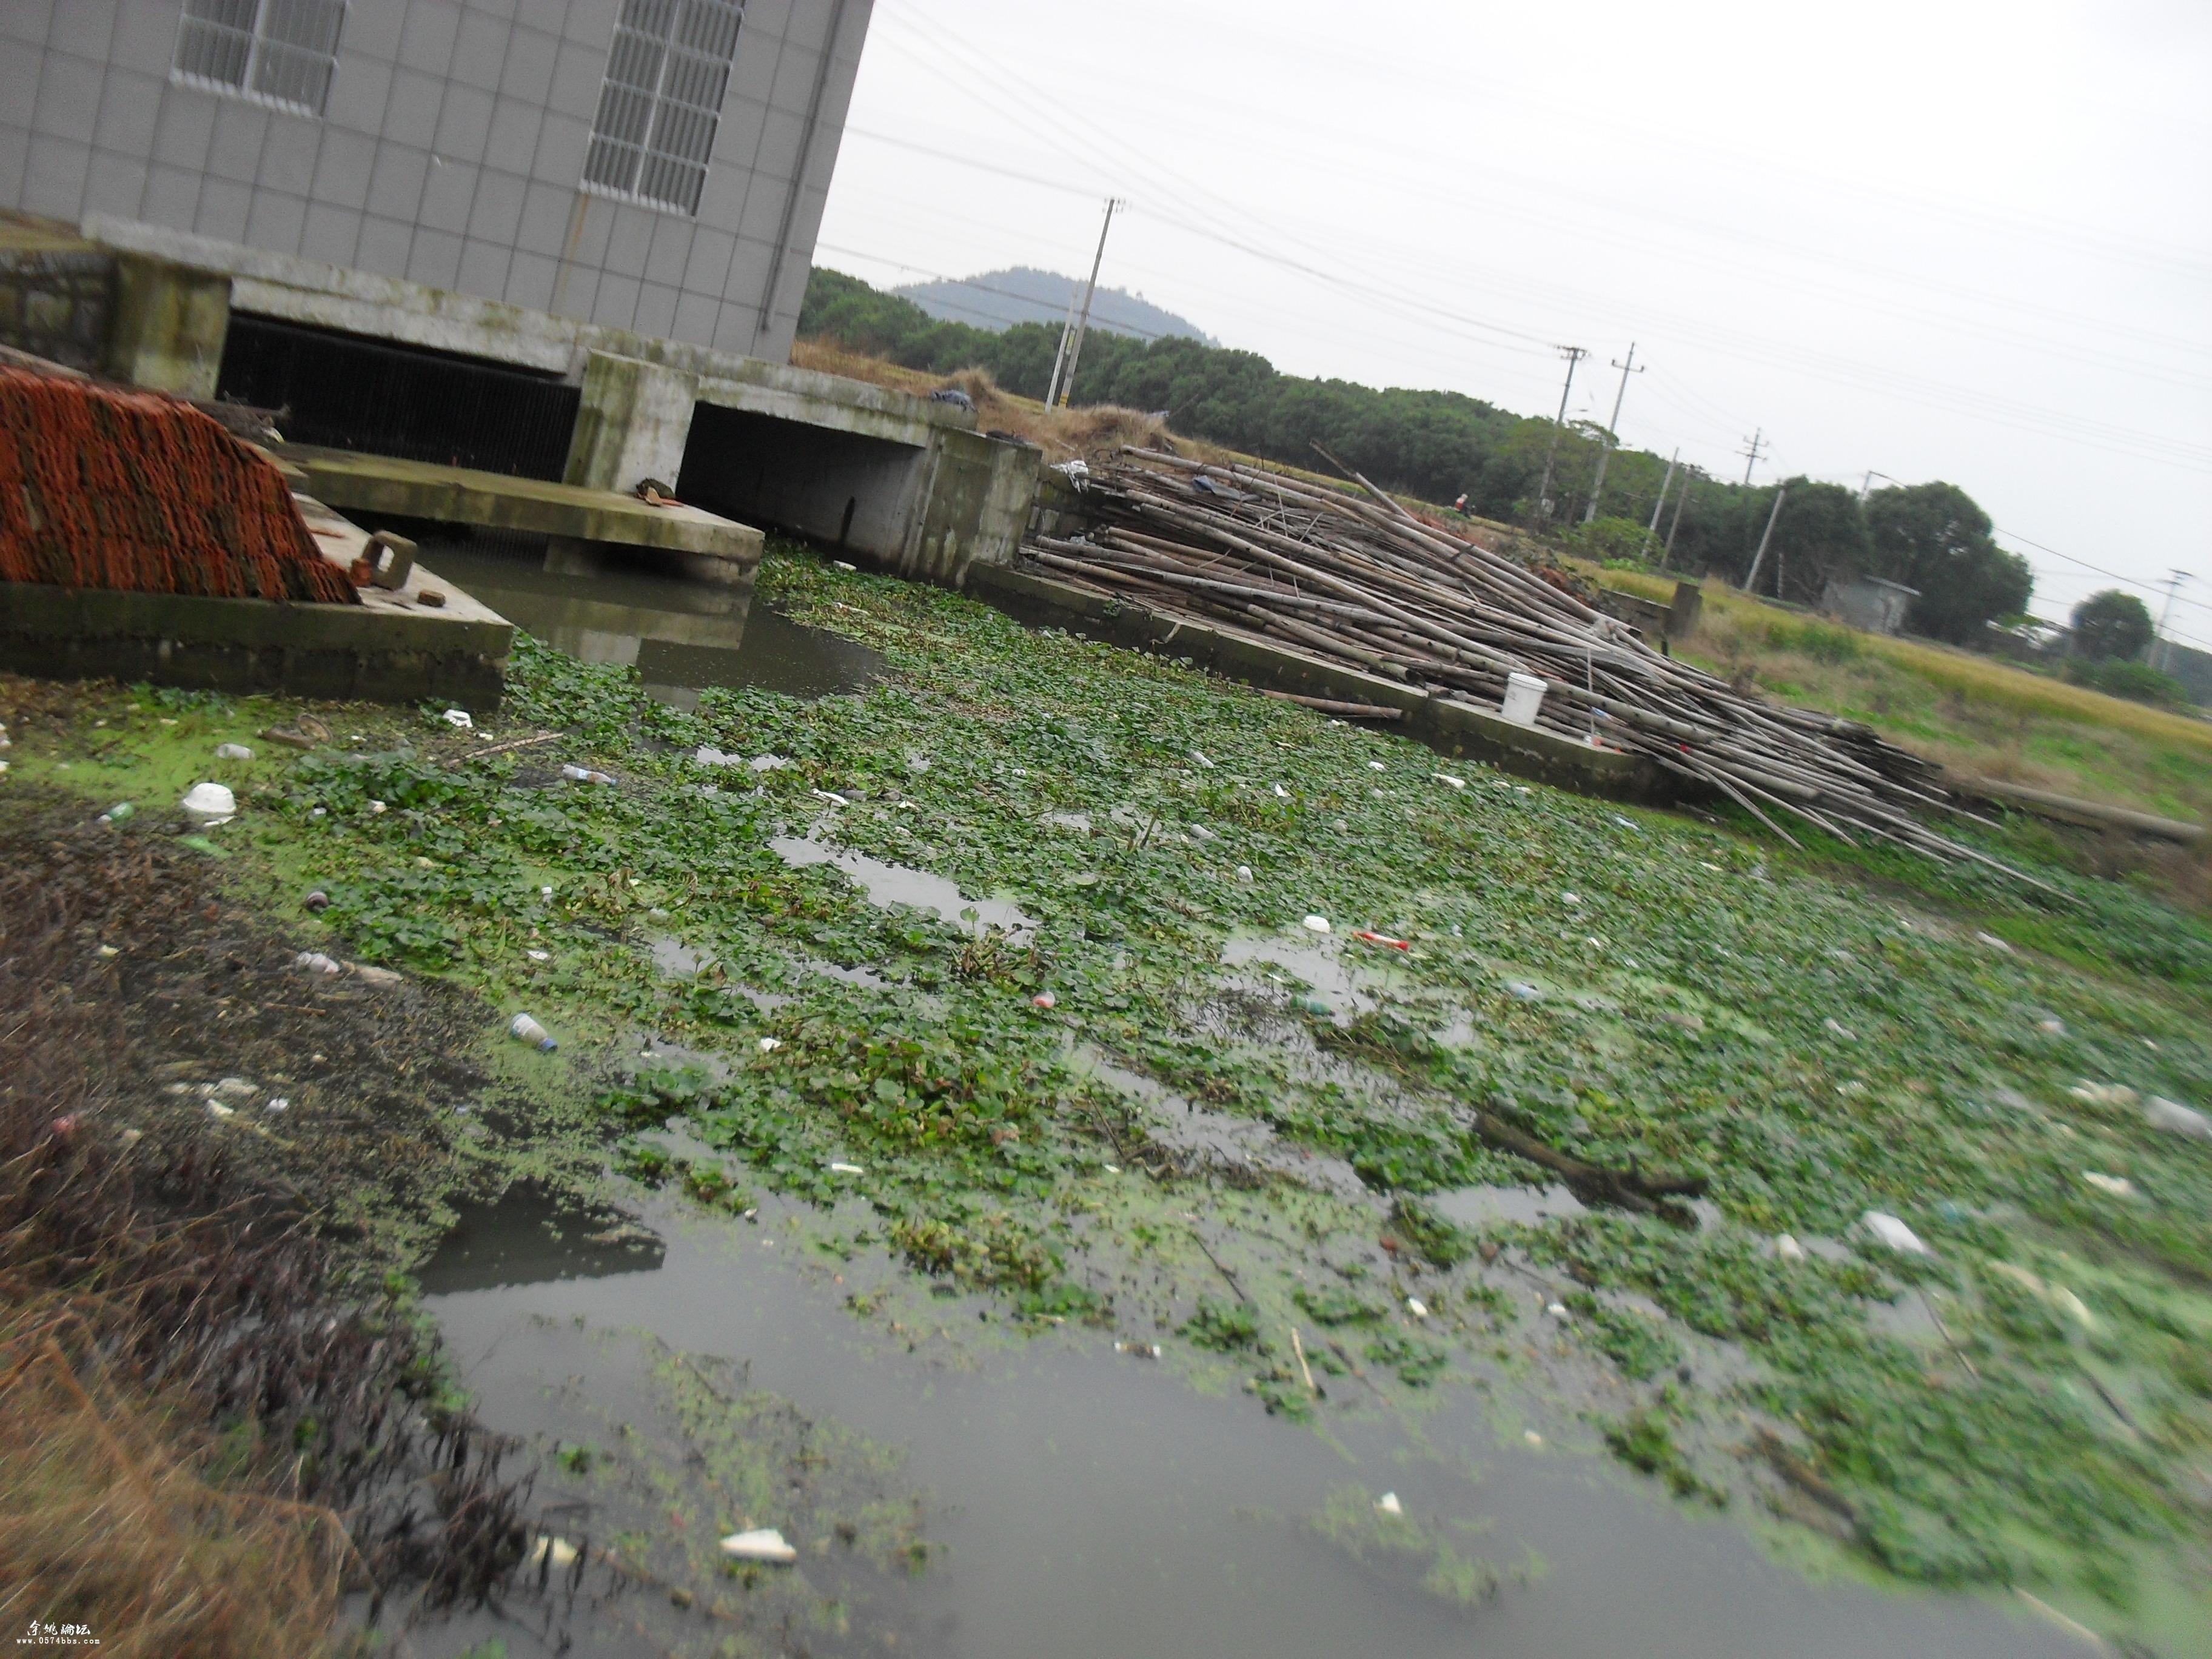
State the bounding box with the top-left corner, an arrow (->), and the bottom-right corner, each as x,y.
799,269 -> 2032,642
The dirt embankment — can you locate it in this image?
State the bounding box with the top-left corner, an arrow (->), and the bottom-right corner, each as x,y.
0,789 -> 530,1654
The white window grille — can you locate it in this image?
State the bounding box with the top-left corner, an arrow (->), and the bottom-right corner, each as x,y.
173,0 -> 348,117
583,0 -> 746,216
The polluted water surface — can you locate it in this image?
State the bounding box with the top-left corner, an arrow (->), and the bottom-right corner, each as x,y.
411,1191 -> 2088,1659
769,835 -> 1036,939
406,532 -> 886,705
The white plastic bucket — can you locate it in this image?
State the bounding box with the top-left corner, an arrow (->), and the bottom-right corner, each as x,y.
1500,671 -> 1548,727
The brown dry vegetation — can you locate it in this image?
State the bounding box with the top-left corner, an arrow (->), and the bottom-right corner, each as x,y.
0,786 -> 532,1652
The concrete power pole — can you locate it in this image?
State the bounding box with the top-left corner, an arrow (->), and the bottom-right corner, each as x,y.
1583,343 -> 1644,523
1663,474 -> 1689,566
1533,345 -> 1589,524
1743,485 -> 1788,597
1640,447 -> 1678,562
2154,569 -> 2192,672
1738,428 -> 1768,486
1047,198 -> 1121,411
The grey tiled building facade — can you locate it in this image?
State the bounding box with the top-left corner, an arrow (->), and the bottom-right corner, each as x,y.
0,0 -> 870,361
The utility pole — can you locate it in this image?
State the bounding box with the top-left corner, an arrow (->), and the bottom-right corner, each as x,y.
1533,344 -> 1588,525
1640,447 -> 1678,562
1047,197 -> 1121,411
1743,484 -> 1788,597
2154,569 -> 2192,672
1738,428 -> 1768,487
1662,470 -> 1690,568
1857,469 -> 1897,504
1583,343 -> 1644,523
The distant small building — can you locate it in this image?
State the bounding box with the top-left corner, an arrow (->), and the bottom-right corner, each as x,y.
1821,575 -> 1919,636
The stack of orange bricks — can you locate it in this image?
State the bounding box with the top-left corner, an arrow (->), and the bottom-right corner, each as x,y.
0,363 -> 356,605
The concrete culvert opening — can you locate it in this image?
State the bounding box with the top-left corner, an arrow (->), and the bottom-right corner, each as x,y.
676,404 -> 925,564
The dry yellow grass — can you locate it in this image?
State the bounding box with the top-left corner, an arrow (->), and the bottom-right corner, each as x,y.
0,1307 -> 352,1658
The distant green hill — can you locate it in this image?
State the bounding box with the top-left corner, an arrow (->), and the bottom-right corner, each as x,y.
891,266 -> 1215,344
801,266 -> 2026,643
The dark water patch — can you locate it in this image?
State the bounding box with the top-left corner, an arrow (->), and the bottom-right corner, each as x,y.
413,1198 -> 2081,1659
414,1182 -> 663,1294
410,534 -> 886,703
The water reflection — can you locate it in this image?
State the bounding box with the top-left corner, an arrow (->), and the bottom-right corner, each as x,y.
415,534 -> 886,705
414,1182 -> 663,1294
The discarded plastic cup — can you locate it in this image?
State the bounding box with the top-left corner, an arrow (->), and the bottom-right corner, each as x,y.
181,782 -> 236,823
561,763 -> 616,785
509,1013 -> 557,1051
295,951 -> 343,976
214,742 -> 253,760
441,709 -> 473,729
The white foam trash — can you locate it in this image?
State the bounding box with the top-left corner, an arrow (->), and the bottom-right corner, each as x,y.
2145,1096 -> 2211,1142
1500,671 -> 1548,727
719,1528 -> 797,1563
1861,1211 -> 1930,1256
181,782 -> 236,823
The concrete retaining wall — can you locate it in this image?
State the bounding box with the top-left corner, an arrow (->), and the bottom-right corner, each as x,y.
0,582 -> 512,712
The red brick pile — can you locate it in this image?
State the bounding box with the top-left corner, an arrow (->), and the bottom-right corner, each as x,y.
0,364 -> 355,605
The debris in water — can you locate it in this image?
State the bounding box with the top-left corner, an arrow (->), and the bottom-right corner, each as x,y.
1115,1340 -> 1161,1359
1504,981 -> 1543,1002
1823,1018 -> 1855,1041
1236,865 -> 1253,882
213,742 -> 253,760
99,801 -> 135,825
1352,930 -> 1410,950
1433,773 -> 1466,788
1546,1302 -> 1570,1319
1375,1492 -> 1404,1517
830,1162 -> 864,1175
1406,1297 -> 1429,1318
1775,1234 -> 1807,1263
1190,749 -> 1215,769
2039,1017 -> 2065,1034
1301,915 -> 1332,934
303,889 -> 329,912
757,1036 -> 783,1052
2145,1096 -> 2211,1142
561,764 -> 617,785
295,951 -> 342,976
2080,1171 -> 2136,1199
1524,1431 -> 1544,1447
526,1535 -> 579,1569
509,1013 -> 557,1051
1976,931 -> 2014,953
366,799 -> 386,814
1861,1212 -> 1930,1256
526,948 -> 549,962
441,708 -> 472,729
265,1097 -> 289,1113
719,1528 -> 797,1563
350,963 -> 401,987
180,782 -> 235,823
1032,991 -> 1057,1008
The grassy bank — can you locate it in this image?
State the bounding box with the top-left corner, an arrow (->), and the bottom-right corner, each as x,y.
0,788 -> 534,1652
5,545 -> 2210,1650
1597,566 -> 2212,834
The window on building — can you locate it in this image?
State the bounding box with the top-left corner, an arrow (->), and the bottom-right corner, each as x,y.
583,0 -> 747,216
173,0 -> 348,116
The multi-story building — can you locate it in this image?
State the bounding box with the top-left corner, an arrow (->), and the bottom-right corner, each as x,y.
0,2 -> 1036,582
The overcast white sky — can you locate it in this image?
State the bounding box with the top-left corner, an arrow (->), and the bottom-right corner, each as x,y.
815,0 -> 2212,647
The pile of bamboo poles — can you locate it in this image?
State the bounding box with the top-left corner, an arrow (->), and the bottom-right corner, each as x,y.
1025,449 -> 2022,873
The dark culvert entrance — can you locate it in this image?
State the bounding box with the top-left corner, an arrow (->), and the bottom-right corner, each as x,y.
676,403 -> 925,563
216,315 -> 581,480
